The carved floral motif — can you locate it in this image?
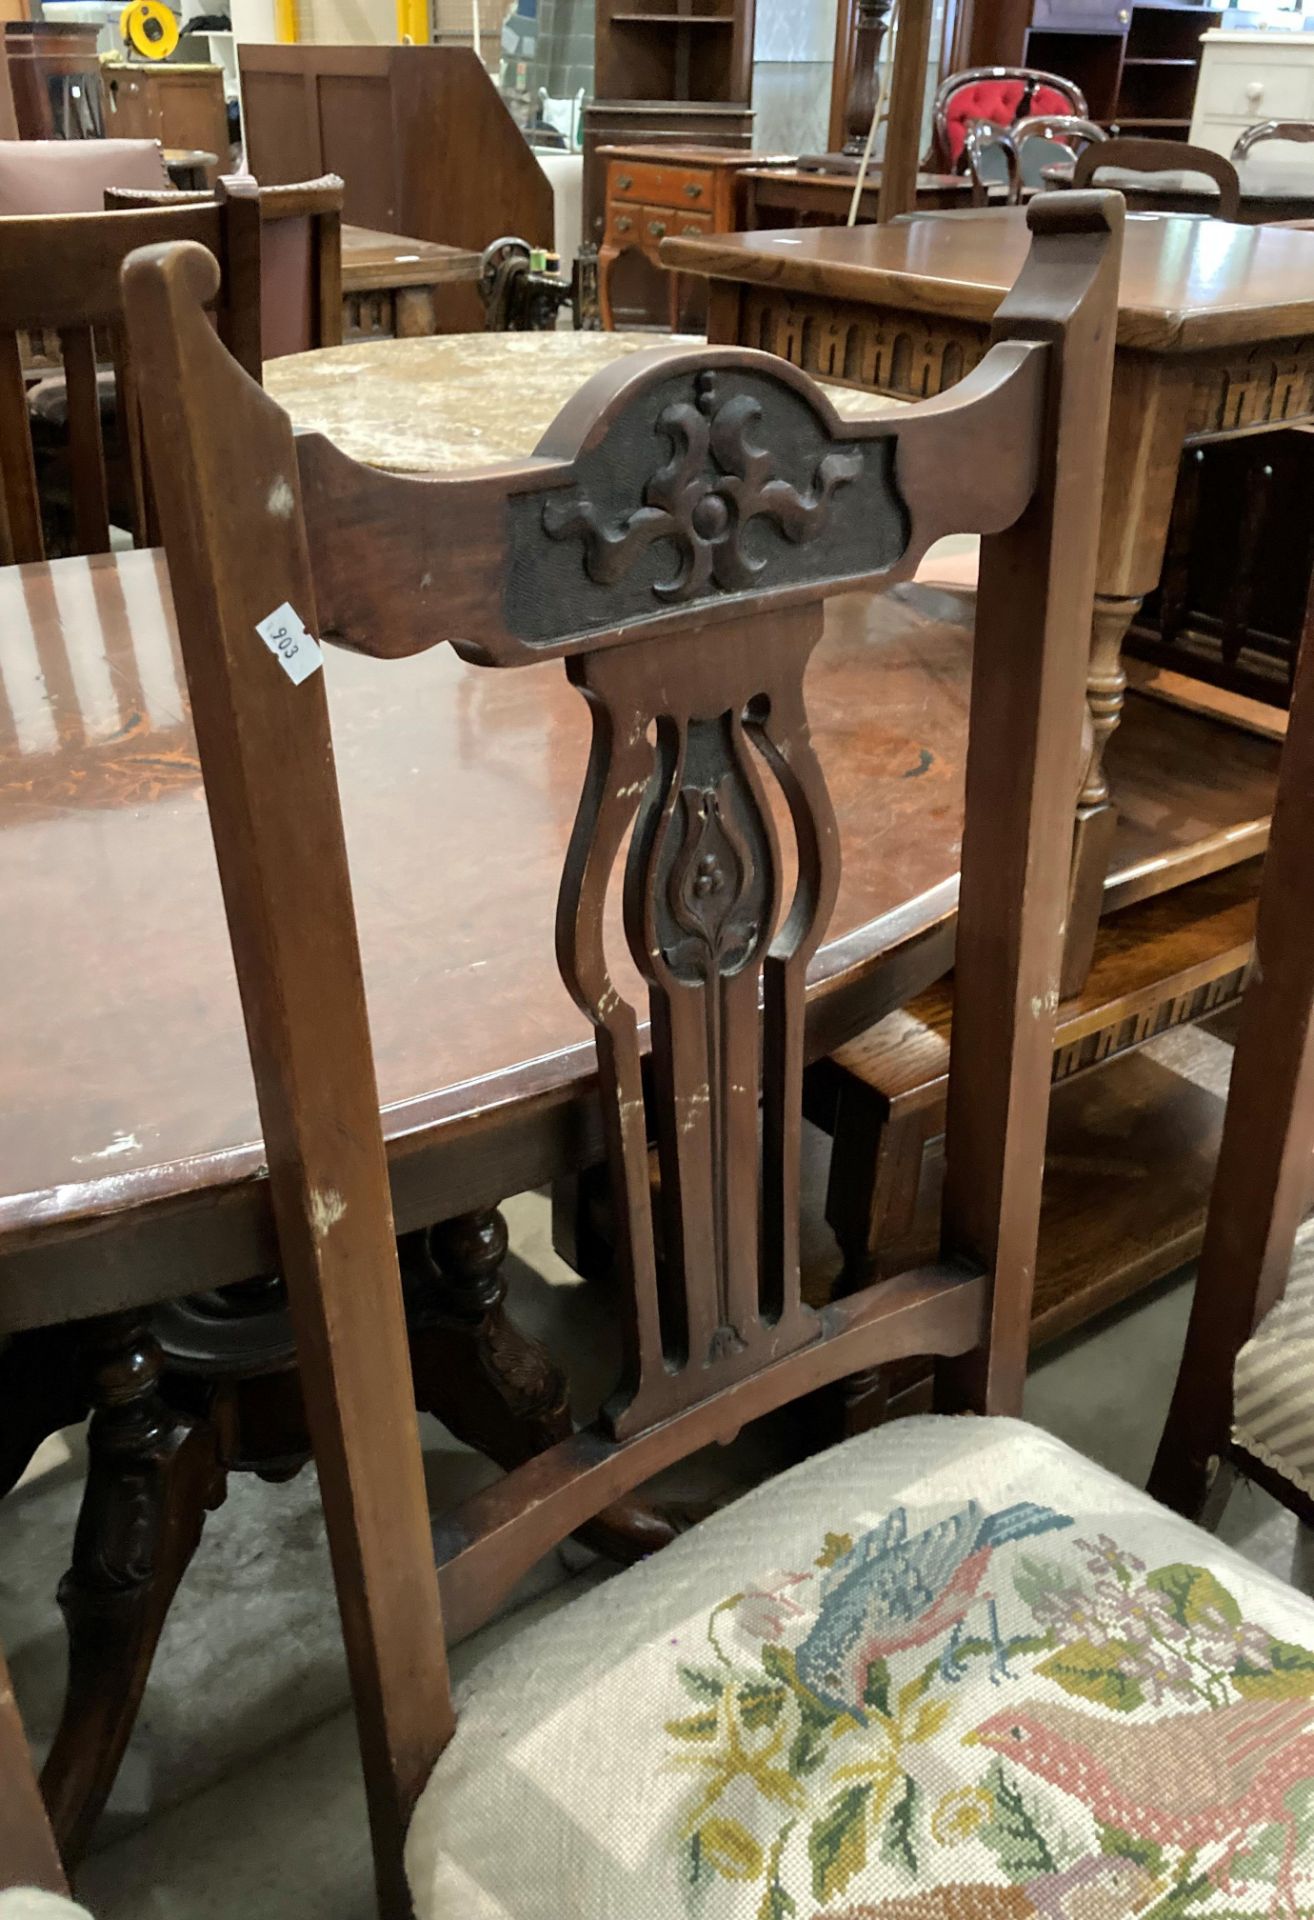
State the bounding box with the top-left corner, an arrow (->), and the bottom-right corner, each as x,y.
543,371 -> 863,603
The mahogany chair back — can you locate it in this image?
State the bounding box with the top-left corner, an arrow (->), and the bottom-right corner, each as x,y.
0,1640 -> 66,1895
1231,119 -> 1314,162
932,64 -> 1086,170
122,190 -> 1121,1918
105,175 -> 344,359
962,114 -> 1105,205
1073,135 -> 1242,220
1149,568 -> 1314,1525
0,180 -> 261,565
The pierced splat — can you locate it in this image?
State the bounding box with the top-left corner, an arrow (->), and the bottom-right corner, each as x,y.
559,605 -> 838,1437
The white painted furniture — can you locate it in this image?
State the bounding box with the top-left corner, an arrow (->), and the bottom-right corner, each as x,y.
1191,28 -> 1314,158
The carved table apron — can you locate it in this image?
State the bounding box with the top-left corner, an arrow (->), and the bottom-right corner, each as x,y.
663,209 -> 1314,994
2,332 -> 933,1859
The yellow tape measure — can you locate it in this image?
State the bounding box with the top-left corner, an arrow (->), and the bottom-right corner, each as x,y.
120,0 -> 180,59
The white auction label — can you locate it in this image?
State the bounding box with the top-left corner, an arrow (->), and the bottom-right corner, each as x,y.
255,602 -> 324,686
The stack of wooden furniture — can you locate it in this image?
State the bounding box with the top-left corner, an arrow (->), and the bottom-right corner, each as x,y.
581,0 -> 755,246
237,42 -> 553,333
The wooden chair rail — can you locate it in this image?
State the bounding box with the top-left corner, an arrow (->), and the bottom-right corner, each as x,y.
433,1258 -> 987,1642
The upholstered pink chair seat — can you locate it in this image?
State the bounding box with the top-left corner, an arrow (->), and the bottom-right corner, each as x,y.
942,80 -> 1075,163
0,138 -> 169,214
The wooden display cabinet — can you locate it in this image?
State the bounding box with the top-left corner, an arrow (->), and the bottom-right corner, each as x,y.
1024,0 -> 1221,141
584,0 -> 755,243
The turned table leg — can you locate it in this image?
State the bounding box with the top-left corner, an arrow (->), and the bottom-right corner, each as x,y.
41,1312 -> 224,1862
405,1207 -> 679,1563
1061,590 -> 1137,997
1059,353 -> 1197,998
405,1208 -> 573,1466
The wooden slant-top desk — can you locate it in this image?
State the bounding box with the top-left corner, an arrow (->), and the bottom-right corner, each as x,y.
665,209 -> 1314,994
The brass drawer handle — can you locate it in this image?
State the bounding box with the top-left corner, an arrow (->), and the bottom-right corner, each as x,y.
683,182 -> 703,199
615,214 -> 633,232
617,173 -> 633,189
649,219 -> 667,237
682,222 -> 702,233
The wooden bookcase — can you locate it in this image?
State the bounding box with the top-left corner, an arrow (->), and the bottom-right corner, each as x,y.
584,0 -> 755,241
594,0 -> 753,105
1024,0 -> 1220,140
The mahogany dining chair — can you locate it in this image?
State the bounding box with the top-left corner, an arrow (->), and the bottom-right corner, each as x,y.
0,179 -> 261,563
105,175 -> 344,361
36,185 -> 1312,1920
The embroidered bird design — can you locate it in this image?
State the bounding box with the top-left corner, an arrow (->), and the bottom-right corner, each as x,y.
971,1695 -> 1314,1908
795,1500 -> 1072,1715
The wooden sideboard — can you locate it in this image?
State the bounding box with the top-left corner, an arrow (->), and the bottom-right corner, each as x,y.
238,42 -> 552,333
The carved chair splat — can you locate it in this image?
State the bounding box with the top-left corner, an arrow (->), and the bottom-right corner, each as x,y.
122,192 -> 1121,1918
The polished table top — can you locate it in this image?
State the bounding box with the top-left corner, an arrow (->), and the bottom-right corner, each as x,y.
0,553 -> 967,1272
340,225 -> 482,293
2,336 -> 957,1302
662,207 -> 1314,352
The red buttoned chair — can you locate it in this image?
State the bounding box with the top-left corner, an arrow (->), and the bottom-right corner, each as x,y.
932,65 -> 1087,175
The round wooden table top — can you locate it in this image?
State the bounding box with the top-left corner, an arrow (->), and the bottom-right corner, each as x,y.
0,334 -> 958,1321
263,330 -> 902,472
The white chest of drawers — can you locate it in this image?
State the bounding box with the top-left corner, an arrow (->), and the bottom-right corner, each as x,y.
1190,29 -> 1314,158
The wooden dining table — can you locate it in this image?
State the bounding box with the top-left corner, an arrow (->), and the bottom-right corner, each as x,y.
662,207 -> 1314,993
1,329 -> 986,1856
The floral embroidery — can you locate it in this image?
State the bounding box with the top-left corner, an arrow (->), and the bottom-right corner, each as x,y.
663,1507 -> 1314,1918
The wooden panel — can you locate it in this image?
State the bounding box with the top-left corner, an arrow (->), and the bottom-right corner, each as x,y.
317,74 -> 398,229
238,67 -> 319,183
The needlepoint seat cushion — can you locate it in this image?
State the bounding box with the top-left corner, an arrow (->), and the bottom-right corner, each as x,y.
407,1415 -> 1314,1920
1233,1216 -> 1314,1503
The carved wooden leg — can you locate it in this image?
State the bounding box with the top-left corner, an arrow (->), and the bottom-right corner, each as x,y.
1060,591 -> 1136,999
405,1209 -> 572,1466
41,1313 -> 224,1863
405,1210 -> 678,1563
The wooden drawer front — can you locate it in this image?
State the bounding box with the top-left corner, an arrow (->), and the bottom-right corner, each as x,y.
671,208 -> 714,237
606,201 -> 643,242
608,159 -> 713,210
1197,55 -> 1314,123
